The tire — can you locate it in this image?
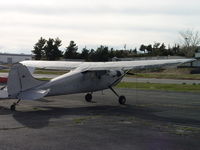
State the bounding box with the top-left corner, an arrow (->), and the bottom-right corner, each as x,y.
119,95 -> 126,105
85,93 -> 92,102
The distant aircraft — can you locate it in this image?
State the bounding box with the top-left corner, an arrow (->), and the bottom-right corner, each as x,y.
0,59 -> 194,111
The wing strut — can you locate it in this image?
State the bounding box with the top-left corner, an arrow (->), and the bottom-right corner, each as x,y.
109,86 -> 119,97
108,86 -> 126,105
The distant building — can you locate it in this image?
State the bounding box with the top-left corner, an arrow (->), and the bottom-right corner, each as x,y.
0,53 -> 32,64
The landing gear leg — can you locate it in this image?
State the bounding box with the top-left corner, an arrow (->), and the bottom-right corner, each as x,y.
109,86 -> 126,105
10,99 -> 21,111
85,93 -> 92,102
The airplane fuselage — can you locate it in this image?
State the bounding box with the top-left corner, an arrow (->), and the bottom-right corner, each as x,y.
37,69 -> 124,96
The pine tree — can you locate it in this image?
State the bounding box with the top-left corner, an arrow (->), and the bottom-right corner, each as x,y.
32,37 -> 46,60
44,38 -> 63,60
64,41 -> 78,59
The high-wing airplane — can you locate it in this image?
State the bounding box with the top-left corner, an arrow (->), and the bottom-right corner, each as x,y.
0,58 -> 195,111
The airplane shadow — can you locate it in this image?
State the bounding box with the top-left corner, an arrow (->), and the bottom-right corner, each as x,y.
11,105 -> 200,129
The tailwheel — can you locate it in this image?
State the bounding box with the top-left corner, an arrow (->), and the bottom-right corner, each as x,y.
85,93 -> 92,102
10,99 -> 21,111
119,95 -> 126,105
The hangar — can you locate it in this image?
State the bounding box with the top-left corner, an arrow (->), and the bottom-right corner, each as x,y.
0,53 -> 32,64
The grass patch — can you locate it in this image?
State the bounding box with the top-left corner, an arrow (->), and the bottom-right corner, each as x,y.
0,69 -> 9,73
128,68 -> 200,80
37,78 -> 51,81
116,82 -> 200,93
127,73 -> 200,80
35,69 -> 69,75
173,126 -> 200,136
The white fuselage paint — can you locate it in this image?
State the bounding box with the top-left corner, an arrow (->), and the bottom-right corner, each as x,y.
36,69 -> 123,97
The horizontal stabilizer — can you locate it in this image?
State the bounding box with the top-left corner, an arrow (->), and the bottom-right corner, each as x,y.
0,90 -> 8,99
18,89 -> 50,100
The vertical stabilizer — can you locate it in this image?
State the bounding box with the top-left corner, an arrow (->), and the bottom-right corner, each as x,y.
8,63 -> 47,99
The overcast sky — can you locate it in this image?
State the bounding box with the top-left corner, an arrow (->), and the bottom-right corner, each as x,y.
0,0 -> 200,54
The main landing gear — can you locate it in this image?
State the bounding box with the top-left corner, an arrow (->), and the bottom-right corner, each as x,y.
85,93 -> 92,102
109,86 -> 126,105
85,87 -> 126,105
10,99 -> 21,111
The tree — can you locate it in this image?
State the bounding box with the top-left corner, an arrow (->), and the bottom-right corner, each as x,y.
146,44 -> 153,54
171,44 -> 182,56
64,41 -> 78,59
139,44 -> 146,53
159,43 -> 167,56
109,48 -> 115,58
132,48 -> 137,55
44,38 -> 63,60
95,45 -> 109,61
53,38 -> 63,59
152,42 -> 161,55
88,49 -> 95,61
179,29 -> 200,57
32,37 -> 46,60
81,47 -> 89,60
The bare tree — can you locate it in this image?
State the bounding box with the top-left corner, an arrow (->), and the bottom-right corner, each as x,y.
179,29 -> 200,57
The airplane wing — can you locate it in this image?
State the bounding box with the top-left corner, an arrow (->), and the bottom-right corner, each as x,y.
78,59 -> 195,72
20,59 -> 195,72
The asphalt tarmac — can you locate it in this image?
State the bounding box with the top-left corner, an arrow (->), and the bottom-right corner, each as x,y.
0,88 -> 200,150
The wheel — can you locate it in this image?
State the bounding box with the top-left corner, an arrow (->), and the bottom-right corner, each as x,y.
85,93 -> 92,102
119,95 -> 126,105
10,104 -> 16,111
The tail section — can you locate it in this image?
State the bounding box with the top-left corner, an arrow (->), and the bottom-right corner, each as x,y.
7,63 -> 48,99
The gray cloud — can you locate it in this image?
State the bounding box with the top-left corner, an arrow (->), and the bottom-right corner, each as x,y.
0,45 -> 5,50
1,0 -> 200,53
0,20 -> 178,34
0,4 -> 200,16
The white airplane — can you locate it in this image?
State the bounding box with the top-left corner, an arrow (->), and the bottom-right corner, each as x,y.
0,58 -> 194,111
